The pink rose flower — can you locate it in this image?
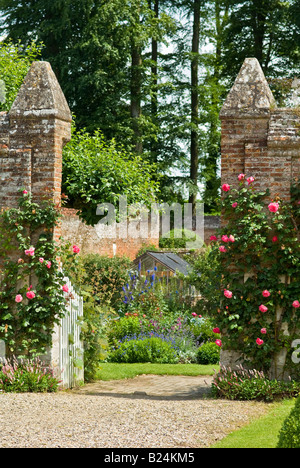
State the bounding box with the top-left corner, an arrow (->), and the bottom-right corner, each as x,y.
219,246 -> 227,253
39,257 -> 44,264
256,338 -> 264,346
259,304 -> 268,313
215,339 -> 222,347
228,235 -> 235,243
213,327 -> 220,334
23,190 -> 28,195
238,174 -> 245,181
15,294 -> 23,303
191,312 -> 197,317
224,289 -> 233,299
72,245 -> 80,254
210,235 -> 217,241
262,290 -> 271,298
46,261 -> 52,269
221,235 -> 229,243
232,202 -> 238,208
272,236 -> 278,243
261,328 -> 267,335
268,202 -> 279,213
25,246 -> 35,257
247,176 -> 255,185
222,184 -> 230,192
293,300 -> 300,309
26,291 -> 36,300
62,284 -> 69,293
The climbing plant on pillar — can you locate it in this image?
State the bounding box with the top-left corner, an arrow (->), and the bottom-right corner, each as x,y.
208,174 -> 300,378
0,190 -> 79,358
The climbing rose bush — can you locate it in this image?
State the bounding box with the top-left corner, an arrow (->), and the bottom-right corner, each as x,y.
0,190 -> 79,358
208,175 -> 300,375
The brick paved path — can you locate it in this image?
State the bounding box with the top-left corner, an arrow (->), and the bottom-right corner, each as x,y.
73,374 -> 214,399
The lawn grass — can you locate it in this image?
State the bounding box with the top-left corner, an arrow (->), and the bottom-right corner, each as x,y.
95,362 -> 219,381
210,398 -> 296,448
94,363 -> 295,449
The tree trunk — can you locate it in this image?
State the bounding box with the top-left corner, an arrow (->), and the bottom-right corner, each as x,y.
130,41 -> 143,154
189,0 -> 201,217
150,0 -> 159,162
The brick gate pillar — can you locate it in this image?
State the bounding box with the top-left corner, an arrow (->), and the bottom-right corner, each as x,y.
3,61 -> 72,241
219,58 -> 300,377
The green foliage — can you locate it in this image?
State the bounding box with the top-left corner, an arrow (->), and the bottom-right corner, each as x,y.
68,254 -> 132,380
188,176 -> 300,376
212,365 -> 300,403
108,335 -> 179,364
107,316 -> 142,350
62,125 -> 159,225
277,397 -> 300,448
197,342 -> 220,365
221,0 -> 297,83
185,245 -> 223,316
159,228 -> 203,249
73,254 -> 132,310
0,190 -> 78,358
189,316 -> 218,344
0,357 -> 61,392
0,40 -> 42,111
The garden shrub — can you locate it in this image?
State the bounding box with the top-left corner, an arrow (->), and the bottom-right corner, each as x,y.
107,316 -> 142,349
212,365 -> 300,402
67,254 -> 132,380
277,397 -> 300,448
187,175 -> 300,376
108,334 -> 179,364
196,342 -> 220,365
72,253 -> 131,310
0,357 -> 61,393
103,268 -> 218,364
190,316 -> 218,344
0,190 -> 79,358
159,228 -> 202,249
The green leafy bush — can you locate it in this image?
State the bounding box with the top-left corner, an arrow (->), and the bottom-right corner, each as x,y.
212,365 -> 300,402
107,316 -> 142,349
62,126 -> 159,226
74,253 -> 131,310
196,342 -> 220,364
0,357 -> 61,393
159,228 -> 202,249
0,40 -> 42,112
108,335 -> 179,364
277,397 -> 300,448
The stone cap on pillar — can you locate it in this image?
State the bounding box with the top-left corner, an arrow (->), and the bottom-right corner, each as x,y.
9,61 -> 72,123
220,58 -> 277,119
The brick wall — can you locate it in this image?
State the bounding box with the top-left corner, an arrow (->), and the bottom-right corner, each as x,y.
61,209 -> 219,260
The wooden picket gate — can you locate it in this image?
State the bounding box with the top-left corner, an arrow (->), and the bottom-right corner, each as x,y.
57,278 -> 84,388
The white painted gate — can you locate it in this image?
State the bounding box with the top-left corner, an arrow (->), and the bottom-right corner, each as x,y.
58,278 -> 84,388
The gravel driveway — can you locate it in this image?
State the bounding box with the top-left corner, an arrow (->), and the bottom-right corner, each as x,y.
0,375 -> 269,448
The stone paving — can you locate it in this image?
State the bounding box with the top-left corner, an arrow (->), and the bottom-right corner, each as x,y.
73,374 -> 214,399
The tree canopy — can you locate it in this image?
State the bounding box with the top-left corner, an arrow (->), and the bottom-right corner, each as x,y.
0,0 -> 299,217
